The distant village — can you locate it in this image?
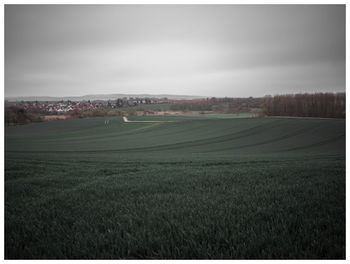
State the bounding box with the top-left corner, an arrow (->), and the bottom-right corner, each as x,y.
5,96 -> 263,115
5,93 -> 344,125
5,96 -> 266,124
5,97 -> 172,114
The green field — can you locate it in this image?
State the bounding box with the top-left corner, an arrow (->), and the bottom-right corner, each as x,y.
119,103 -> 173,111
5,115 -> 345,259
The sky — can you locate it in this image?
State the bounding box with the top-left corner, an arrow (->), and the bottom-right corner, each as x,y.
5,5 -> 345,98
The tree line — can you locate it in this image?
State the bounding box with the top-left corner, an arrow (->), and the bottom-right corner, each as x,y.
263,93 -> 345,118
5,106 -> 43,125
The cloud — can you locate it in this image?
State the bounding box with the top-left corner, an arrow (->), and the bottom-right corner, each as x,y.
5,5 -> 345,97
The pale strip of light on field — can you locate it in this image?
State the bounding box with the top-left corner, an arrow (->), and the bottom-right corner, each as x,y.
123,116 -> 173,123
268,116 -> 345,120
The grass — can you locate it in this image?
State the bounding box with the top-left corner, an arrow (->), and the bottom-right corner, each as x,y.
5,115 -> 345,259
119,103 -> 173,111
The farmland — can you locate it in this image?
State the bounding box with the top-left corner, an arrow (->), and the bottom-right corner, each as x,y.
5,115 -> 345,259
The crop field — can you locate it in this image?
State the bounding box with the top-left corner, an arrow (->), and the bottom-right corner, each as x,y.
5,115 -> 345,259
119,103 -> 173,111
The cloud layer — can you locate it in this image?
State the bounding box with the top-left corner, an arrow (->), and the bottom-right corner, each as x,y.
5,5 -> 345,97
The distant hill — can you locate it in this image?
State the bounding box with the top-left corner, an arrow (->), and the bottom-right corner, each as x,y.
5,93 -> 207,102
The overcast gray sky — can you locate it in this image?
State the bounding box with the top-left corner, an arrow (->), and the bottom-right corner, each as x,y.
5,5 -> 345,98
